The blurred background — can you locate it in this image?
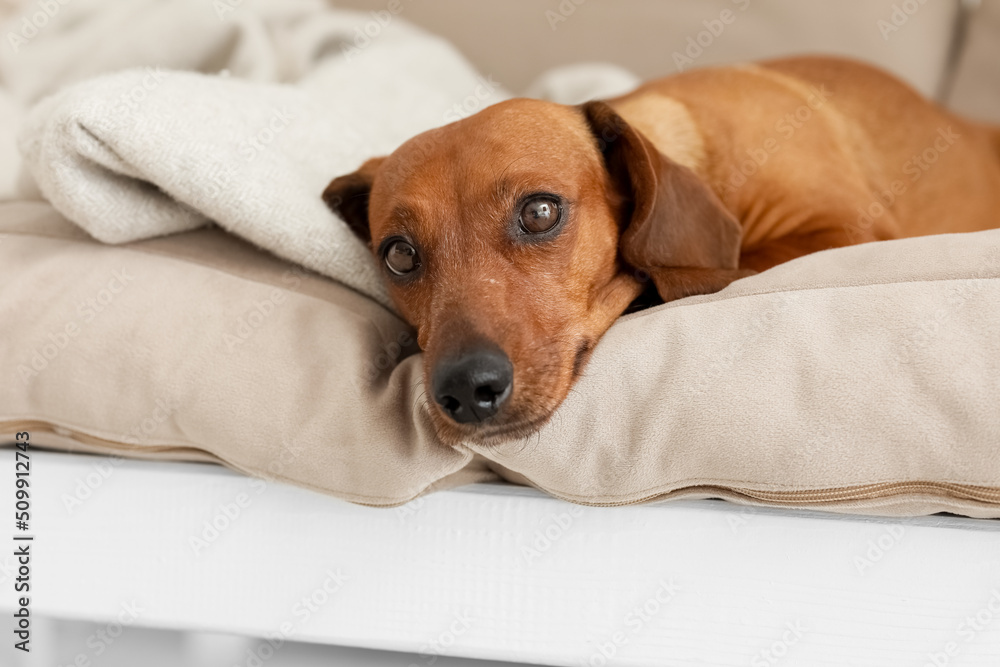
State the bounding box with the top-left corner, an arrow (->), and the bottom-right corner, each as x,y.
335,0 -> 1000,121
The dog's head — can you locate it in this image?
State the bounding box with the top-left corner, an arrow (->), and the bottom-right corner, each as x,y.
323,98 -> 741,444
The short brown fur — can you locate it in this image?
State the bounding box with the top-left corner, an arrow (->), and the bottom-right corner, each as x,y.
324,56 -> 1000,443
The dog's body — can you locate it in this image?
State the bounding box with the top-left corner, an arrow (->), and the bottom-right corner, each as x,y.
324,56 -> 1000,443
609,57 -> 1000,272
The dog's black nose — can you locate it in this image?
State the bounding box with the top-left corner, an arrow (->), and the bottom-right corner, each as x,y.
432,345 -> 513,424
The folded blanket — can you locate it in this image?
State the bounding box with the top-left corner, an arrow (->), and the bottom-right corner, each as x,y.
9,0 -> 511,306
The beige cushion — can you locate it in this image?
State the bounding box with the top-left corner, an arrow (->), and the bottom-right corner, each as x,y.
2,202 -> 999,517
0,202 -> 481,504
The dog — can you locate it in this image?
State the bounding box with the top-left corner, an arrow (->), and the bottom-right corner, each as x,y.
323,56 -> 1000,445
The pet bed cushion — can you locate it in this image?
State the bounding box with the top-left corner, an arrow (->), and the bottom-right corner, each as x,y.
2,201 -> 999,517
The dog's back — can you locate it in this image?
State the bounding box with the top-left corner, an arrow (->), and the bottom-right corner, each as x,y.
761,56 -> 1000,237
609,56 -> 1000,248
991,124 -> 1000,164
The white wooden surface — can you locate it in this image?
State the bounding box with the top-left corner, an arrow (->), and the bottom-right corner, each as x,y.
2,450 -> 999,666
9,617 -> 536,667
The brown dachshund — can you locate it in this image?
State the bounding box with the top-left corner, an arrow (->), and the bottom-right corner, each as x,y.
323,56 -> 1000,444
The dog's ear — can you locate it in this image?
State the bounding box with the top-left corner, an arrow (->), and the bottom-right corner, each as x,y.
579,101 -> 744,299
322,156 -> 386,244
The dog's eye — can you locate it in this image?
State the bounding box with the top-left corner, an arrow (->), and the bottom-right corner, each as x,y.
519,196 -> 561,234
384,240 -> 420,275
